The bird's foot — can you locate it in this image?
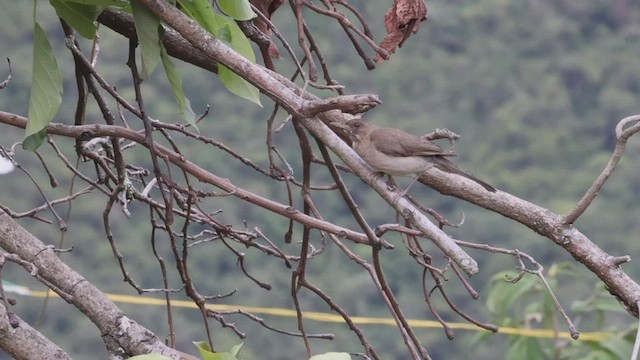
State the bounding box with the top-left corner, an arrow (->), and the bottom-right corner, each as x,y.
385,177 -> 399,192
366,171 -> 385,186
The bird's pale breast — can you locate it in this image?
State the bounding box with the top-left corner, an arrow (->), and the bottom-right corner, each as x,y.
354,139 -> 433,176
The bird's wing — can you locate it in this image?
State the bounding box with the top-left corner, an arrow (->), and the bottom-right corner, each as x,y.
370,127 -> 455,157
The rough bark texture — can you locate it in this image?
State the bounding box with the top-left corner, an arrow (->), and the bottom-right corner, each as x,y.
0,212 -> 198,359
0,299 -> 71,360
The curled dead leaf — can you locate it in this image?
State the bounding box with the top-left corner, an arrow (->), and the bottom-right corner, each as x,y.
376,0 -> 428,62
250,0 -> 285,59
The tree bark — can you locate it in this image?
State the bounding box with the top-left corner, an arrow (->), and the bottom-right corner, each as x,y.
0,212 -> 198,359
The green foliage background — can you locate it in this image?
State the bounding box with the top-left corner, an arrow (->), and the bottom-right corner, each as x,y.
1,1 -> 640,359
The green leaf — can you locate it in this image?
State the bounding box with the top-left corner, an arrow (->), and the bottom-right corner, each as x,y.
193,341 -> 213,357
505,338 -> 545,360
218,0 -> 256,21
193,341 -> 241,360
218,64 -> 261,105
468,329 -> 496,347
213,14 -> 255,62
59,0 -> 129,6
177,0 -> 219,35
49,0 -> 102,39
127,354 -> 173,360
131,0 -> 161,78
487,271 -> 538,316
177,0 -> 260,105
213,20 -> 260,105
160,43 -> 197,130
582,350 -> 619,360
227,343 -> 243,356
309,352 -> 353,360
599,336 -> 633,359
23,130 -> 47,151
217,21 -> 232,43
591,296 -> 627,312
24,22 -> 63,150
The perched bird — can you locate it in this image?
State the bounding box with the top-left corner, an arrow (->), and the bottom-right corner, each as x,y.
337,119 -> 496,193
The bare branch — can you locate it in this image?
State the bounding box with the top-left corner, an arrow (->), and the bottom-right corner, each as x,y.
0,300 -> 71,360
0,112 -> 383,248
564,115 -> 640,224
0,213 -> 198,359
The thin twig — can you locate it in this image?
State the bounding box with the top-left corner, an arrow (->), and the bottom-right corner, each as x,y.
564,115 -> 640,224
632,300 -> 640,360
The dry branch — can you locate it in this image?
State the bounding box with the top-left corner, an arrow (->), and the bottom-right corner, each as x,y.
0,212 -> 198,359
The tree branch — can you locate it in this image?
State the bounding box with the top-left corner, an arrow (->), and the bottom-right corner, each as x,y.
67,3 -> 640,300
563,115 -> 640,224
0,212 -> 198,359
0,299 -> 70,360
136,0 -> 480,276
0,111 -> 389,249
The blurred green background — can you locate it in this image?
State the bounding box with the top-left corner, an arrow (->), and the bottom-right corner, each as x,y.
1,1 -> 640,359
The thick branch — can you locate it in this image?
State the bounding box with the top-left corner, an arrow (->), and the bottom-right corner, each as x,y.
416,170 -> 640,315
300,94 -> 381,116
0,212 -> 198,359
98,10 -> 218,73
0,299 -> 70,360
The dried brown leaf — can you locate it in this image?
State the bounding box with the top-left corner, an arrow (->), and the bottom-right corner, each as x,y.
249,0 -> 285,58
376,0 -> 427,62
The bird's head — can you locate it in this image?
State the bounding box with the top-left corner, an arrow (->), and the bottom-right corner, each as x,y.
331,119 -> 377,145
333,119 -> 373,141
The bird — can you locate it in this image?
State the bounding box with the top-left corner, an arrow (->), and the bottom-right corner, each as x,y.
337,119 -> 496,194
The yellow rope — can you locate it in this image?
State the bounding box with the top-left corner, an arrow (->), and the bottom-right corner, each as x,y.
18,289 -> 612,342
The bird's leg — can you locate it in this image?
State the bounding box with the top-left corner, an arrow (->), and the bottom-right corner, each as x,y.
390,174 -> 421,204
385,175 -> 399,191
365,173 -> 411,205
399,174 -> 421,196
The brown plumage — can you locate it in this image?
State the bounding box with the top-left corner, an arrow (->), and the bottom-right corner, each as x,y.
342,119 -> 496,192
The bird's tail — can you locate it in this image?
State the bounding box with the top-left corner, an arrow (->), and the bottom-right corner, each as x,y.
431,157 -> 497,192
